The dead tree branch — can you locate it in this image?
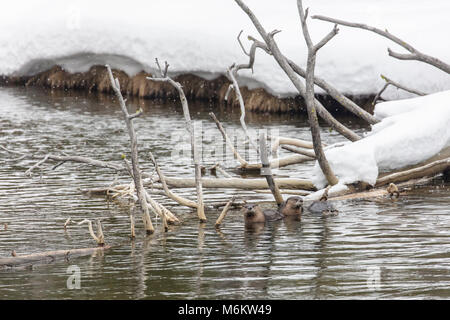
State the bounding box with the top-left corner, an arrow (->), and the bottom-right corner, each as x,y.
234,0 -> 361,142
281,145 -> 316,158
106,65 -> 155,234
209,112 -> 312,170
298,0 -> 339,186
156,176 -> 316,190
226,65 -> 258,152
311,15 -> 450,74
209,112 -> 249,167
215,196 -> 236,228
149,151 -> 198,208
236,34 -> 379,124
78,219 -> 105,246
0,145 -> 126,175
147,59 -> 207,222
372,74 -> 427,105
375,157 -> 450,187
271,136 -> 313,158
0,246 -> 111,268
259,132 -> 284,205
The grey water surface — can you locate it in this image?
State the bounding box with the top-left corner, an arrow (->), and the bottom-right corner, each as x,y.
0,87 -> 449,299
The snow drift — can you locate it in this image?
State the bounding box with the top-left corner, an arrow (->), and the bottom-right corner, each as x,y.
311,90 -> 450,189
1,0 -> 450,99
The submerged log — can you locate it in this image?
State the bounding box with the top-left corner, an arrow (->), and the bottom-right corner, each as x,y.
0,246 -> 111,268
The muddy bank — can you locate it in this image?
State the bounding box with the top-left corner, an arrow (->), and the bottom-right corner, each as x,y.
0,65 -> 375,115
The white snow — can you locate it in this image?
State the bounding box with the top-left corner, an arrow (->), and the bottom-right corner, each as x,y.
311,90 -> 450,189
1,0 -> 449,98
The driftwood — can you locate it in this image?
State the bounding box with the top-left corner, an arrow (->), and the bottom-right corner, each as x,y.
281,145 -> 316,159
375,157 -> 450,187
259,132 -> 284,205
147,59 -> 207,222
106,65 -> 155,234
0,145 -> 125,175
208,163 -> 232,178
209,112 -> 248,167
149,151 -> 198,208
329,177 -> 436,201
215,196 -> 236,228
78,219 -> 105,246
298,0 -> 339,186
209,112 -> 311,170
252,189 -> 311,196
158,176 -> 315,190
271,136 -> 313,158
0,246 -> 111,268
312,15 -> 450,74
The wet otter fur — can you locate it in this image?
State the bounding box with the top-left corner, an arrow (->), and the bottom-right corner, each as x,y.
387,183 -> 400,198
279,196 -> 303,216
308,187 -> 339,217
241,204 -> 284,225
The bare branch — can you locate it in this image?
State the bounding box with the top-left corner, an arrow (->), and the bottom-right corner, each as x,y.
215,196 -> 236,228
236,36 -> 379,124
147,61 -> 207,223
298,0 -> 339,186
149,151 -> 198,208
209,112 -> 249,167
259,132 -> 284,205
224,84 -> 234,101
313,24 -> 339,52
372,83 -> 389,106
237,30 -> 250,56
234,0 -> 361,141
312,14 -> 450,74
128,108 -> 143,120
373,74 -> 426,105
25,154 -> 50,177
106,64 -> 155,234
226,66 -> 258,152
78,219 -> 105,246
281,145 -> 316,158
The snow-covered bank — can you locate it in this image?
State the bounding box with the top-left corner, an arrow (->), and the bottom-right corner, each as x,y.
1,0 -> 449,99
311,90 -> 450,189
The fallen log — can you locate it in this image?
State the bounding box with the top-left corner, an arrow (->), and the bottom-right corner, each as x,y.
375,157 -> 450,187
281,145 -> 316,158
329,177 -> 435,201
160,177 -> 316,190
0,246 -> 111,269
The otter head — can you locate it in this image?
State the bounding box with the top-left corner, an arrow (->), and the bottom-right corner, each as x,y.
241,204 -> 265,224
387,183 -> 399,198
280,196 -> 303,216
322,209 -> 339,217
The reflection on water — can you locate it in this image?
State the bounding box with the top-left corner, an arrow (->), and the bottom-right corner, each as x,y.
0,87 -> 449,299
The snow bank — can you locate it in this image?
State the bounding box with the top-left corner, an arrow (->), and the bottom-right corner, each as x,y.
1,0 -> 449,98
311,90 -> 450,189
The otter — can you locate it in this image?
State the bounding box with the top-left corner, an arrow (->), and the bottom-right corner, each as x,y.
308,188 -> 338,217
387,183 -> 400,198
279,196 -> 303,216
241,203 -> 284,225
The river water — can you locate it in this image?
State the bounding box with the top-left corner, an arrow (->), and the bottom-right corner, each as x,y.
0,87 -> 449,299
